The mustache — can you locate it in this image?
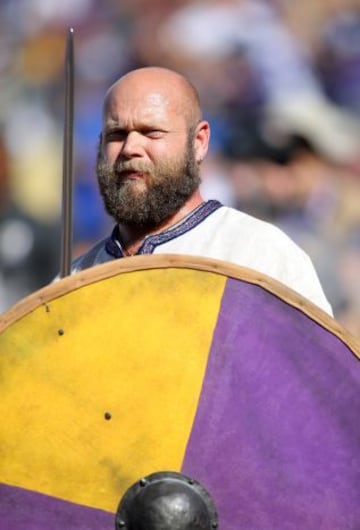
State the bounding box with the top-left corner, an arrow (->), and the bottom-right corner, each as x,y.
113,159 -> 154,175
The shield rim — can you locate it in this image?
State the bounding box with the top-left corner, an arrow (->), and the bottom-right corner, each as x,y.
1,254 -> 359,357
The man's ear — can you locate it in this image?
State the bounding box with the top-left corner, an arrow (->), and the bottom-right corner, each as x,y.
194,120 -> 210,164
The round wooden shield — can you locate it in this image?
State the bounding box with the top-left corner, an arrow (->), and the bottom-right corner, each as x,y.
1,255 -> 360,529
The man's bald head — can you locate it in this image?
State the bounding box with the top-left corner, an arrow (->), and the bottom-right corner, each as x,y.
103,67 -> 202,129
97,66 -> 210,228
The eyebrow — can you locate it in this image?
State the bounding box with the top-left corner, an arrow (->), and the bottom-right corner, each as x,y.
104,124 -> 126,133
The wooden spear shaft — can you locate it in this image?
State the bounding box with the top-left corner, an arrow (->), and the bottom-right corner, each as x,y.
60,27 -> 74,278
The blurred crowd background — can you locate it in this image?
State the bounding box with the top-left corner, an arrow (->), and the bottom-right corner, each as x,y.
0,0 -> 360,336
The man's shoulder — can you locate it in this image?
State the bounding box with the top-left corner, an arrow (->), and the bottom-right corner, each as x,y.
214,206 -> 298,244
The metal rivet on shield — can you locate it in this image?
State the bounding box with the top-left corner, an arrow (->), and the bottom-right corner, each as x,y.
58,329 -> 65,336
104,412 -> 112,420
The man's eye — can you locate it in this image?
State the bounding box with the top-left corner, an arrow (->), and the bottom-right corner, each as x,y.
145,130 -> 164,138
106,131 -> 126,141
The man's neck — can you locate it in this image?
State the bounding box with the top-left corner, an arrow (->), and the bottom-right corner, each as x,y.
117,191 -> 205,256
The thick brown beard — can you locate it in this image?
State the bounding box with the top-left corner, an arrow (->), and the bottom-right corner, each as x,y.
96,135 -> 201,227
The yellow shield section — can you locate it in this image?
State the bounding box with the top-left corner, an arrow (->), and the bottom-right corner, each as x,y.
1,257 -> 226,512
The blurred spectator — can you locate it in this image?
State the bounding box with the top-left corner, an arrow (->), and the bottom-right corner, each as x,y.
224,129 -> 360,335
316,4 -> 360,114
0,131 -> 60,312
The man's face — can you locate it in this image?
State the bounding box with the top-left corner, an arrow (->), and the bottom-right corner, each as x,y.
96,131 -> 200,226
97,87 -> 201,226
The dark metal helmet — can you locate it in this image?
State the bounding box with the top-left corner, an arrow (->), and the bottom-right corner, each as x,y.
115,471 -> 218,530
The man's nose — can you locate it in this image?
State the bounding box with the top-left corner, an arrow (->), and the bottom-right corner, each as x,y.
120,131 -> 144,158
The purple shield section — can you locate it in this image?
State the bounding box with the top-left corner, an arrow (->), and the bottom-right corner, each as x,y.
0,484 -> 114,530
182,278 -> 360,529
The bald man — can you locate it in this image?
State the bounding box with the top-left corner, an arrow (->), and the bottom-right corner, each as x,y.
72,67 -> 332,315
